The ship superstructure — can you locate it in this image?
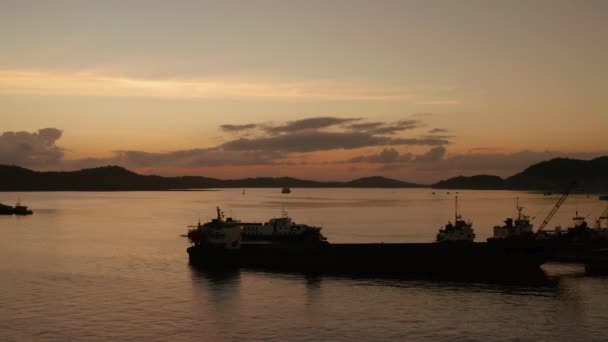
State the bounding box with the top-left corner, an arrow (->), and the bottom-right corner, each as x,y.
491,199 -> 534,240
436,196 -> 475,243
187,207 -> 326,247
242,209 -> 326,244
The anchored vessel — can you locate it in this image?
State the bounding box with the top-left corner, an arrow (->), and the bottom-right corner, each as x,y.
436,196 -> 475,243
489,199 -> 534,241
520,182 -> 608,263
187,207 -> 545,277
0,201 -> 33,215
187,207 -> 326,246
281,187 -> 291,194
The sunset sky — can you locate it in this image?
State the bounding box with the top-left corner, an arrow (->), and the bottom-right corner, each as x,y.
1,0 -> 607,183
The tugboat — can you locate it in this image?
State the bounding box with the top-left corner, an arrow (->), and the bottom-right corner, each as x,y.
281,187 -> 291,194
436,196 -> 475,243
489,199 -> 534,241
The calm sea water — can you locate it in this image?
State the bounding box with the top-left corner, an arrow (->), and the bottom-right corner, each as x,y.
1,189 -> 608,341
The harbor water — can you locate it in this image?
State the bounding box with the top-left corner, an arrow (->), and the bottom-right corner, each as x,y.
1,189 -> 608,341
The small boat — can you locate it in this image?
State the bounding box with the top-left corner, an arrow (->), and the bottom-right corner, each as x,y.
0,203 -> 14,215
281,187 -> 291,194
436,196 -> 475,243
13,201 -> 33,215
599,195 -> 608,201
0,201 -> 33,215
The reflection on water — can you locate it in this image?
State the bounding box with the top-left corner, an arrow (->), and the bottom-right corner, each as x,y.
189,265 -> 561,298
2,189 -> 608,341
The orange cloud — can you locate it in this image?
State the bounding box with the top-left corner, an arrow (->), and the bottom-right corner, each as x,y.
0,69 -> 461,103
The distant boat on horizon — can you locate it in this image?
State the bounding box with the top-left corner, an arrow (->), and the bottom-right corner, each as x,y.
0,201 -> 33,215
281,187 -> 291,194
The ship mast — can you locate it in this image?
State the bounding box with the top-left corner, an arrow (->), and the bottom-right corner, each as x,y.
516,197 -> 523,221
455,196 -> 458,222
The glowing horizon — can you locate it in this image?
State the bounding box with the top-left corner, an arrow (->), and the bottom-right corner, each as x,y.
1,1 -> 606,183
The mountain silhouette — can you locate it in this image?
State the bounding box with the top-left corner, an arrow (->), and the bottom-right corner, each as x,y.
433,157 -> 608,192
0,165 -> 419,191
2,156 -> 607,191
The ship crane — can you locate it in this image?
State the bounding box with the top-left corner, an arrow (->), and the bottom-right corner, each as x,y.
537,181 -> 577,232
595,205 -> 608,228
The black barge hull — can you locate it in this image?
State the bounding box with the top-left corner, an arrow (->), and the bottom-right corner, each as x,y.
187,242 -> 546,277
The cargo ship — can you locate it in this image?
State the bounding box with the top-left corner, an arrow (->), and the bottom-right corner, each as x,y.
486,182 -> 608,263
186,207 -> 546,278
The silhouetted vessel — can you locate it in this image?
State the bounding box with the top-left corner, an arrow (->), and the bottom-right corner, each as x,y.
187,207 -> 545,277
0,201 -> 33,215
533,207 -> 608,262
281,187 -> 291,194
599,195 -> 608,201
436,196 -> 475,243
488,199 -> 534,241
187,208 -> 326,246
0,203 -> 14,215
14,201 -> 33,215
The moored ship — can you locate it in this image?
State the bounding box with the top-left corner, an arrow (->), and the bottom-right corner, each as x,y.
488,199 -> 534,241
436,196 -> 475,243
187,208 -> 327,246
186,206 -> 546,278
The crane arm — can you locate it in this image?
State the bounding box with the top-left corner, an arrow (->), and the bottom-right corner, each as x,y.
538,181 -> 576,231
596,205 -> 608,227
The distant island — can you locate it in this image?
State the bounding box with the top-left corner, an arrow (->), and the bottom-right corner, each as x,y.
0,165 -> 420,191
1,156 -> 607,191
433,157 -> 608,192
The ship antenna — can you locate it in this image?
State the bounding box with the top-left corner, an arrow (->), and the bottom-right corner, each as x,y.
455,195 -> 458,222
516,197 -> 523,220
